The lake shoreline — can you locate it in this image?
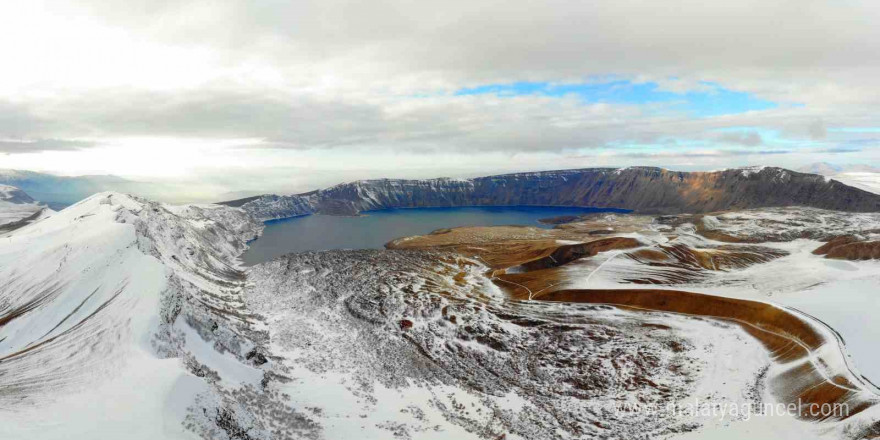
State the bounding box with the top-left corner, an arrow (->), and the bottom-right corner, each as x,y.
242,205 -> 628,265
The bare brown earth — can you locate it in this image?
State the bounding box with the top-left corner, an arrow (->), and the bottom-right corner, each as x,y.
813,235 -> 862,255
811,234 -> 880,260
826,242 -> 880,260
391,217 -> 880,430
389,216 -> 788,291
388,225 -> 642,297
691,214 -> 759,243
513,237 -> 642,272
622,244 -> 789,284
388,225 -> 570,269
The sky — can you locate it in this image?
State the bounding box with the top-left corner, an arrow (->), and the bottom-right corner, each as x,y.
1,0 -> 879,201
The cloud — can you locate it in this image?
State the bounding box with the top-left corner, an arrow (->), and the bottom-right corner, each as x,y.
842,138 -> 880,146
716,131 -> 764,146
5,86 -> 876,158
809,119 -> 827,140
608,149 -> 793,159
0,0 -> 877,190
0,139 -> 95,154
63,1 -> 880,91
7,1 -> 879,101
0,101 -> 49,138
816,147 -> 861,154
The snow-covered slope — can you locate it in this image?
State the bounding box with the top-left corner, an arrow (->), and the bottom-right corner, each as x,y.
388,208 -> 880,438
4,191 -> 879,439
0,192 -> 273,439
243,249 -> 809,439
0,184 -> 53,233
0,191 -> 776,439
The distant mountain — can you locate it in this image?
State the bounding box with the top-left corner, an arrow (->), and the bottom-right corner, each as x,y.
215,190 -> 267,203
797,162 -> 880,195
0,184 -> 53,232
0,183 -> 36,204
797,162 -> 880,175
797,162 -> 844,176
0,169 -> 128,209
223,166 -> 880,221
0,169 -> 183,209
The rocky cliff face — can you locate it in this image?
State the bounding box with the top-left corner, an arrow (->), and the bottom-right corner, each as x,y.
227,166 -> 880,220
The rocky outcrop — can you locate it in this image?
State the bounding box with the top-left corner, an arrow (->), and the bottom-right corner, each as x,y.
816,239 -> 880,260
813,235 -> 862,255
225,166 -> 880,221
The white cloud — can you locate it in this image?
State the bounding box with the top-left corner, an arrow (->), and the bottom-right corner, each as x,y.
0,0 -> 878,199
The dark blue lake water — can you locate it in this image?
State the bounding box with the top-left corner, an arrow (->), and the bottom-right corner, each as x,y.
240,206 -> 625,265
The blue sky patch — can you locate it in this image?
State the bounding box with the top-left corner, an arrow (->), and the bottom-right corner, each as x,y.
454,80 -> 778,117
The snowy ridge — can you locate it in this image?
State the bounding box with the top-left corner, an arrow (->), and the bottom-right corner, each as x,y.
232,166 -> 880,221
233,193 -> 316,221
0,184 -> 54,232
0,184 -> 35,203
0,192 -> 289,439
729,165 -> 767,176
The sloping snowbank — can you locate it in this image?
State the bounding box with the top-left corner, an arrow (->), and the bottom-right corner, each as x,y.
0,192 -> 269,439
0,184 -> 53,232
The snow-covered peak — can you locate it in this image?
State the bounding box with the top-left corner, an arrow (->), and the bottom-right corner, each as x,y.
798,162 -> 843,176
721,165 -> 767,176
709,165 -> 797,180
0,183 -> 36,203
0,193 -> 269,438
0,184 -> 52,232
